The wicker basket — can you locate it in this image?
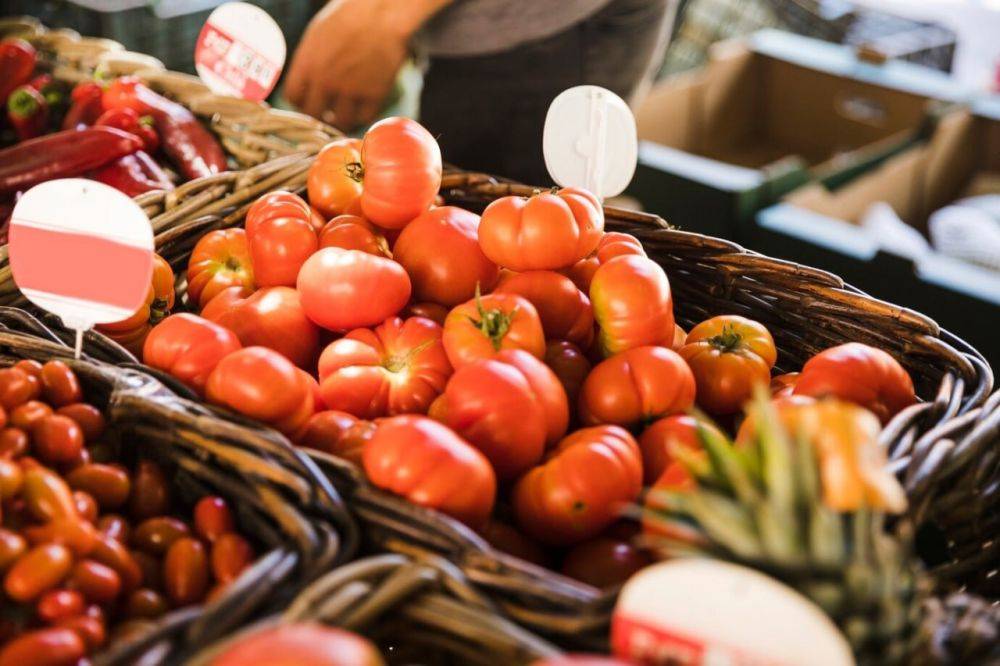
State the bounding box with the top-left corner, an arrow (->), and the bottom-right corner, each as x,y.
0,321 -> 358,665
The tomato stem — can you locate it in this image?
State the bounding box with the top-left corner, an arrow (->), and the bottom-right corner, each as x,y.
345,161 -> 364,183
706,324 -> 743,353
467,284 -> 514,352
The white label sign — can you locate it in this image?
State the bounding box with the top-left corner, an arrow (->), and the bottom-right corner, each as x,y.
195,2 -> 286,102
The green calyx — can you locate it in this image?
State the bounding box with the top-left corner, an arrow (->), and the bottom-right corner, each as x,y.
7,88 -> 40,119
466,285 -> 515,351
706,323 -> 745,353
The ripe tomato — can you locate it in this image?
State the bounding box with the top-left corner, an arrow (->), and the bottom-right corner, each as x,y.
793,343 -> 916,424
202,286 -> 319,369
186,228 -> 254,309
670,323 -> 686,351
495,271 -> 594,348
209,624 -> 384,666
318,316 -> 452,419
359,117 -> 442,228
0,628 -> 85,666
434,349 -> 568,481
512,425 -> 642,545
402,302 -> 449,326
678,315 -> 777,415
205,346 -> 314,435
579,346 -> 695,427
478,187 -> 603,271
638,414 -> 723,485
245,191 -> 319,288
393,206 -> 499,307
442,293 -> 544,368
96,253 -> 175,356
297,247 -> 411,331
771,372 -> 799,398
318,214 -> 390,258
544,340 -> 591,405
561,536 -> 651,588
307,138 -> 364,218
143,314 -> 242,395
563,232 -> 646,292
363,416 -> 495,528
296,411 -> 374,466
590,255 -> 674,357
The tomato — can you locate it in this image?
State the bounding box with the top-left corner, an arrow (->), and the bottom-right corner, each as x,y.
480,521 -> 548,566
126,589 -> 168,619
296,411 -> 374,466
36,589 -> 85,623
132,517 -> 190,555
479,187 -> 604,271
186,228 -> 254,309
297,247 -> 411,331
0,628 -> 85,666
512,426 -> 642,545
10,400 -> 52,432
563,232 -> 646,293
358,117 -> 442,228
638,414 -> 726,485
561,536 -> 651,588
580,346 -> 695,427
362,416 -> 495,528
193,497 -> 233,542
402,302 -> 449,326
495,271 -> 594,348
128,461 -> 171,521
0,367 -> 39,410
22,467 -> 78,522
96,253 -> 175,356
318,214 -> 390,257
245,191 -> 319,288
206,347 -> 315,435
39,363 -> 80,408
33,415 -> 84,466
770,372 -> 799,398
544,341 -> 591,405
590,255 -> 674,357
442,292 -> 544,369
68,559 -> 121,604
66,464 -> 130,510
678,315 -> 777,415
209,624 -> 384,666
393,206 -> 500,307
434,349 -> 568,481
4,544 -> 73,602
793,343 -> 916,424
202,286 -> 320,369
307,138 -> 364,218
163,537 -> 209,606
318,316 -> 451,419
143,313 -> 242,395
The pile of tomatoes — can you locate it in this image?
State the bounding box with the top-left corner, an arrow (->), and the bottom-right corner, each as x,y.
0,360 -> 255,664
127,116 -> 918,585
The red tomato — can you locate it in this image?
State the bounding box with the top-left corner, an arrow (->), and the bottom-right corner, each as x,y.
209,624 -> 384,666
96,253 -> 175,356
495,271 -> 594,348
479,187 -> 603,271
579,346 -> 695,427
638,414 -> 723,485
318,316 -> 452,419
393,206 -> 500,307
442,293 -> 545,368
590,255 -> 674,357
512,425 -> 642,545
561,537 -> 651,588
771,372 -> 799,398
434,349 -> 568,481
318,214 -> 390,257
295,411 -> 374,466
793,343 -> 916,424
297,248 -> 411,331
143,314 -> 242,395
205,347 -> 314,435
202,286 -> 319,369
678,315 -> 777,415
358,117 -> 442,228
245,191 -> 319,288
0,628 -> 85,666
562,231 -> 646,292
402,302 -> 449,326
186,229 -> 254,309
362,416 -> 495,528
544,340 -> 591,405
307,138 -> 364,218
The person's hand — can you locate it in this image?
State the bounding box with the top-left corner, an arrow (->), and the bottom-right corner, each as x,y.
285,0 -> 412,129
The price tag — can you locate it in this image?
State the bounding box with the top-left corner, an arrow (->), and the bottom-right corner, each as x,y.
9,179 -> 155,357
194,2 -> 286,102
543,85 -> 638,199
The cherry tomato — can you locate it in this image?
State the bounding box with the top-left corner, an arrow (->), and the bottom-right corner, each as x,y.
209,624 -> 384,666
22,518 -> 97,557
9,400 -> 52,431
132,517 -> 190,555
442,292 -> 545,369
245,191 -> 319,287
68,559 -> 121,604
54,404 -> 104,443
126,588 -> 168,619
211,533 -> 253,583
143,313 -> 242,395
0,628 -> 85,666
0,427 -> 28,458
0,458 -> 23,499
32,415 -> 84,465
590,255 -> 675,357
164,537 -> 209,606
363,416 -> 496,528
186,228 -> 255,309
544,341 -> 591,406
295,411 -> 374,466
579,346 -> 696,427
561,537 -> 651,587
0,367 -> 39,409
307,138 -> 364,218
96,515 -> 130,543
22,467 -> 78,522
4,544 -> 73,602
55,614 -> 105,652
318,214 -> 390,257
66,464 -> 130,510
0,529 -> 27,572
88,534 -> 142,592
479,187 -> 603,271
72,491 -> 98,524
36,589 -> 85,623
128,461 -> 171,520
495,270 -> 594,348
193,496 -> 234,542
96,253 -> 175,356
297,247 -> 411,331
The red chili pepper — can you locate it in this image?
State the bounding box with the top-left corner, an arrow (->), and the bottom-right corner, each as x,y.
88,150 -> 175,197
28,74 -> 66,111
7,85 -> 49,141
103,76 -> 226,180
0,39 -> 37,105
61,81 -> 104,130
0,126 -> 142,194
94,107 -> 160,153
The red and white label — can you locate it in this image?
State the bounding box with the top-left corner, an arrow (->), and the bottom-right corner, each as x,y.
612,614 -> 786,666
195,2 -> 286,102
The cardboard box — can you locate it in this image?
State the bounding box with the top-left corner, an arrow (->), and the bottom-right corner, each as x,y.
628,29 -> 971,240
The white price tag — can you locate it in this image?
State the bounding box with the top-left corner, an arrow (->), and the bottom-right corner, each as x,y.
195,2 -> 286,102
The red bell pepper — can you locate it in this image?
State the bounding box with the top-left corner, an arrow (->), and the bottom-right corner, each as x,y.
0,39 -> 36,105
61,81 -> 104,130
103,76 -> 227,180
7,85 -> 48,141
0,126 -> 142,194
88,150 -> 175,197
94,107 -> 160,153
